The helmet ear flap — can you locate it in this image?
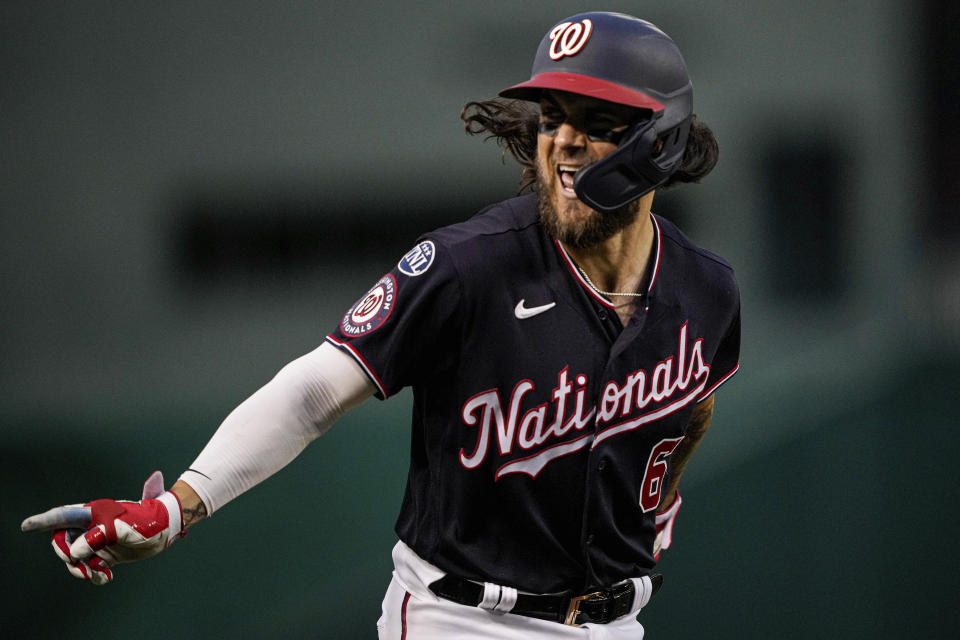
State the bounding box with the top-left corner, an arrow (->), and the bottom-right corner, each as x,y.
650,117 -> 691,173
573,116 -> 691,212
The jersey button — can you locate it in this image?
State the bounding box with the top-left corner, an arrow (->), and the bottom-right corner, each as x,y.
598,310 -> 608,321
585,533 -> 595,545
597,460 -> 607,472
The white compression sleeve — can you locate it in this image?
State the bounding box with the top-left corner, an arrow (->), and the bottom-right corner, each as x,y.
178,342 -> 375,514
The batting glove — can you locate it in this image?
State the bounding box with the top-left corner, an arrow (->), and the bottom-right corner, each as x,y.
652,491 -> 682,561
21,471 -> 185,585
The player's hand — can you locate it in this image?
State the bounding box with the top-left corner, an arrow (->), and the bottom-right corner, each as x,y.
21,471 -> 185,585
652,491 -> 681,560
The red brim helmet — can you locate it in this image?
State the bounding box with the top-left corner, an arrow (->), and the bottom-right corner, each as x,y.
500,12 -> 694,210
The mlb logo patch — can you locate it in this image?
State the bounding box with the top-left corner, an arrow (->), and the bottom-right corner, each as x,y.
399,240 -> 436,277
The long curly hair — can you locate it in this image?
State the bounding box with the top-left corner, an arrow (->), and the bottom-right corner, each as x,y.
460,98 -> 719,194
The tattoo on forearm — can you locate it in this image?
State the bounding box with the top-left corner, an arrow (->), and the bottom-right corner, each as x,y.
181,502 -> 208,528
661,398 -> 715,503
667,440 -> 696,482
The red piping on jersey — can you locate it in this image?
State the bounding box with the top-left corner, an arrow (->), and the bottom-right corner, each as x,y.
400,591 -> 411,640
552,212 -> 662,308
698,362 -> 740,401
325,335 -> 389,399
648,214 -> 662,293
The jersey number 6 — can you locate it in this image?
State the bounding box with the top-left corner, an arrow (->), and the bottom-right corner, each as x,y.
639,436 -> 684,512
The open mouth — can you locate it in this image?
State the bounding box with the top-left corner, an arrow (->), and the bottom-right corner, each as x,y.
556,164 -> 581,197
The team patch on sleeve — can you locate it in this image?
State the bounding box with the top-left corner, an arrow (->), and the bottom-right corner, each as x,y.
341,274 -> 396,336
398,240 -> 436,276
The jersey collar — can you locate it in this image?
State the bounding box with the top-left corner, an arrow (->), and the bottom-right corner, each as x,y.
552,212 -> 662,310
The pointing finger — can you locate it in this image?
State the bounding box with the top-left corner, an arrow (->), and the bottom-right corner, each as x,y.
21,505 -> 92,533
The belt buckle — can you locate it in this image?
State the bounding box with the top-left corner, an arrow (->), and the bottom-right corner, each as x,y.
564,590 -> 603,626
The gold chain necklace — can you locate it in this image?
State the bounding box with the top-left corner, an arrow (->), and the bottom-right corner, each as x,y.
576,265 -> 646,298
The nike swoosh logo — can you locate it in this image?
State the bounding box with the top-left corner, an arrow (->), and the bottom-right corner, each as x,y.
514,299 -> 557,319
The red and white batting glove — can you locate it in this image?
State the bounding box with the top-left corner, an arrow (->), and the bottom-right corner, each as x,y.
21,471 -> 185,585
653,491 -> 682,561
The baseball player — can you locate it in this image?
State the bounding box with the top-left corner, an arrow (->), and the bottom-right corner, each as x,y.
22,12 -> 739,639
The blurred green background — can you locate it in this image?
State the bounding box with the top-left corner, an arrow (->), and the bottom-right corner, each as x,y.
3,1 -> 958,638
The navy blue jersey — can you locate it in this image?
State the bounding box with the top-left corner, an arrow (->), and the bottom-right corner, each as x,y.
328,193 -> 740,593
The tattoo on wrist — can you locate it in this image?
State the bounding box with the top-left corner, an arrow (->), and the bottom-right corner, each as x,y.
181,502 -> 207,527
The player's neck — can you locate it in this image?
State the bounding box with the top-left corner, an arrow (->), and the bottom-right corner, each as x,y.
564,195 -> 655,299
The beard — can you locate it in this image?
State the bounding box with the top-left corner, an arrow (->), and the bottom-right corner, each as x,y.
535,165 -> 640,249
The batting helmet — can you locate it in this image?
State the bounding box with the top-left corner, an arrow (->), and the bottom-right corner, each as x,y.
500,12 -> 693,211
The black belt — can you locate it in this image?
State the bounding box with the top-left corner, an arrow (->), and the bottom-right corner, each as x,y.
428,573 -> 662,626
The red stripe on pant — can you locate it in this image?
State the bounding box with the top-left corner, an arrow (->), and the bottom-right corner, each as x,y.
400,591 -> 411,639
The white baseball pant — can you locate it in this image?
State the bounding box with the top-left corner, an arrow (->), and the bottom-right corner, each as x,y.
377,541 -> 651,639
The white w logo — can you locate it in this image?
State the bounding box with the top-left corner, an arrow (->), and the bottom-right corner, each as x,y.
548,19 -> 593,60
